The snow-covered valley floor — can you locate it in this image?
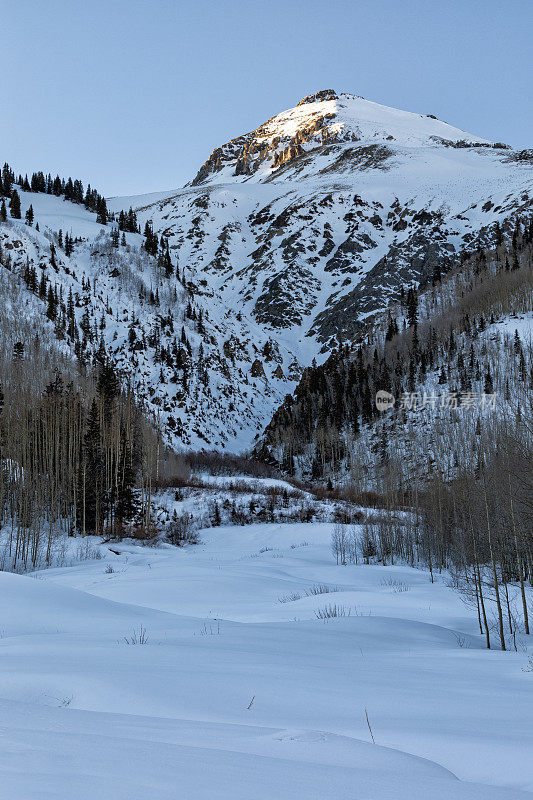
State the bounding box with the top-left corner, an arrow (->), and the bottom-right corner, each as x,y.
1,522 -> 532,799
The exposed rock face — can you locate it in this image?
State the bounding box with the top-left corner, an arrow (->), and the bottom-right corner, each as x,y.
190,91 -> 371,186
297,89 -> 339,105
272,144 -> 304,169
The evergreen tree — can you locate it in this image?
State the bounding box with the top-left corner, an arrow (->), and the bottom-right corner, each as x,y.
39,270 -> 47,299
143,222 -> 158,255
2,162 -> 14,196
77,399 -> 104,534
484,367 -> 493,395
97,359 -> 120,415
64,232 -> 73,256
9,190 -> 21,219
115,426 -> 140,528
96,196 -> 108,224
46,286 -> 57,320
406,287 -> 418,329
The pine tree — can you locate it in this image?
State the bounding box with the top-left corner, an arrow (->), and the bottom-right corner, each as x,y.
484,367 -> 493,395
0,199 -> 6,222
64,232 -> 73,256
46,286 -> 57,320
143,222 -> 158,255
385,313 -> 399,342
163,240 -> 172,278
115,426 -> 140,528
9,190 -> 21,219
96,196 -> 108,225
97,359 -> 120,418
406,287 -> 418,329
408,356 -> 416,392
77,399 -> 103,534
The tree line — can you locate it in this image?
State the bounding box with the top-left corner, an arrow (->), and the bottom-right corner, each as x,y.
0,161 -> 108,223
0,339 -> 163,571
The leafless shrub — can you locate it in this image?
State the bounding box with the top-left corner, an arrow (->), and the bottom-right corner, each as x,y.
75,541 -> 103,561
315,604 -> 351,619
278,591 -> 302,603
183,450 -> 279,478
168,512 -> 199,546
380,577 -> 410,592
522,655 -> 533,673
123,625 -> 149,645
305,584 -> 339,596
198,621 -> 221,636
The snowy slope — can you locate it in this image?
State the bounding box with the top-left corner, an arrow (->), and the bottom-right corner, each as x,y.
0,522 -> 531,799
107,188 -> 181,214
1,191 -> 300,451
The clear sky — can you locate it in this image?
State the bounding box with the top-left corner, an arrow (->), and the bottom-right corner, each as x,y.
2,0 -> 531,197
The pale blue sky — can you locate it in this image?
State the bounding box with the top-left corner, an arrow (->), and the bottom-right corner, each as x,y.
2,0 -> 531,196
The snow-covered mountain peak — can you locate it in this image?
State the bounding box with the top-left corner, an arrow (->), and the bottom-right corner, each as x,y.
191,89 -> 495,186
4,90 -> 531,454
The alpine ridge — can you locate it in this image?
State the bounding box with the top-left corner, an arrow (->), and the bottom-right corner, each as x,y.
189,89 -> 494,186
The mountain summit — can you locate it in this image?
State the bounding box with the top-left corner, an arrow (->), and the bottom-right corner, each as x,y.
191,89 -> 493,186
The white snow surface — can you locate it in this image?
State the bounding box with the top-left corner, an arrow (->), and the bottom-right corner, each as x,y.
1,521 -> 532,799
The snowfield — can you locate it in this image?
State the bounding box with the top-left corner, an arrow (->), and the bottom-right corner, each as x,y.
0,522 -> 531,799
